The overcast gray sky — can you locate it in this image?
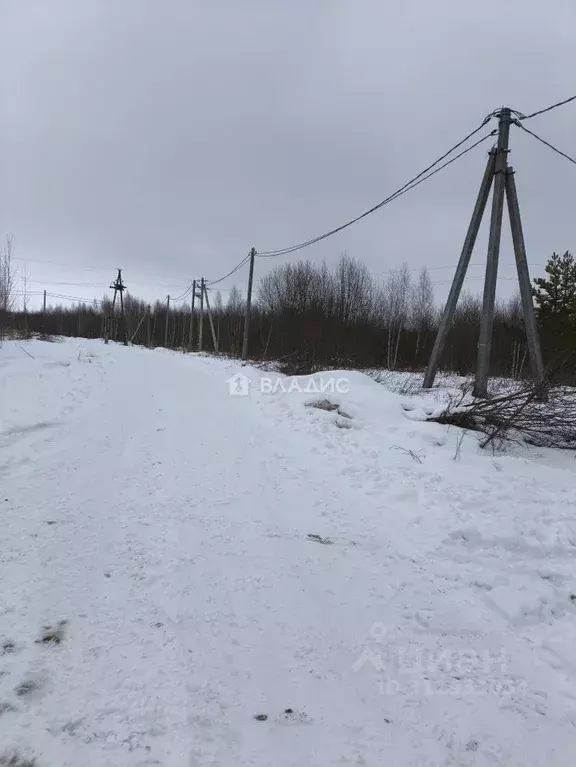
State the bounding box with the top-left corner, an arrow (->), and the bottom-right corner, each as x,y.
1,0 -> 575,309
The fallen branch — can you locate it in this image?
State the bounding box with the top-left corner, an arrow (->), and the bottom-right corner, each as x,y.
19,344 -> 34,359
431,378 -> 576,450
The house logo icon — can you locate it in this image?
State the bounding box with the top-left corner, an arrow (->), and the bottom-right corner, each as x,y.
227,372 -> 250,396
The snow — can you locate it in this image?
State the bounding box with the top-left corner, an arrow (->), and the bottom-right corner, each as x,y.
1,338 -> 576,766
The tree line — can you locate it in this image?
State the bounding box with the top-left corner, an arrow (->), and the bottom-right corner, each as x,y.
2,235 -> 575,381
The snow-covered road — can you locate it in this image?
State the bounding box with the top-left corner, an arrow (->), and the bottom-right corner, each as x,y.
1,339 -> 575,766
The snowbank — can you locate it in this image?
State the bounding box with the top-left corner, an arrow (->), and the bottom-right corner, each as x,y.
1,339 -> 575,766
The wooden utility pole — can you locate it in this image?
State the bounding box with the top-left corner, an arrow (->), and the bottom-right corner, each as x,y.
147,305 -> 152,347
42,290 -> 47,334
164,294 -> 170,347
198,278 -> 205,352
204,284 -> 219,352
188,279 -> 197,351
242,247 -> 256,360
104,269 -> 127,345
129,308 -> 149,345
118,275 -> 127,346
423,108 -> 544,397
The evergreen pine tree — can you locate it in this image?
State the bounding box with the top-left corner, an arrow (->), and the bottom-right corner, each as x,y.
533,251 -> 576,361
533,251 -> 576,323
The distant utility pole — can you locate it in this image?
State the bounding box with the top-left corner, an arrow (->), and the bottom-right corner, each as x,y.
242,247 -> 256,360
104,269 -> 127,345
187,279 -> 197,352
198,278 -> 205,352
164,294 -> 170,347
203,284 -> 219,352
129,306 -> 149,345
42,290 -> 47,334
423,108 -> 544,398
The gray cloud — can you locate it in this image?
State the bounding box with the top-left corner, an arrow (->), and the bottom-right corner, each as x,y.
2,0 -> 575,306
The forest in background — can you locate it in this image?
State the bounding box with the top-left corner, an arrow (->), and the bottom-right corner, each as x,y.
2,235 -> 575,382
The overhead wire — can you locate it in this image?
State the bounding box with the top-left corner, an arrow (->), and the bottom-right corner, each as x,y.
28,279 -> 107,288
11,98 -> 574,296
27,277 -> 191,291
206,253 -> 252,286
12,125 -> 497,297
514,122 -> 576,166
431,276 -> 515,286
12,255 -> 197,286
44,292 -> 100,303
257,127 -> 497,259
516,94 -> 576,121
169,283 -> 194,302
370,261 -> 544,277
11,255 -> 116,272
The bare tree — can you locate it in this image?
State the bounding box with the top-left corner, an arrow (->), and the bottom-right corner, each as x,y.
259,261 -> 324,316
227,285 -> 243,312
21,265 -> 31,335
1,234 -> 17,310
226,285 -> 244,355
0,235 -> 18,342
410,266 -> 435,364
332,253 -> 373,324
21,266 -> 30,312
384,263 -> 411,369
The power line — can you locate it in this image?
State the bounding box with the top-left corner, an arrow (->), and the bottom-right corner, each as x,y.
367,262 -> 539,284
207,253 -> 252,286
16,253 -> 233,294
11,255 -> 114,271
26,277 -> 190,291
19,292 -> 101,303
11,255 -> 196,287
170,283 -> 194,302
257,122 -> 496,258
10,99 -> 570,300
47,292 -> 99,302
514,122 -> 576,166
28,279 -> 106,288
517,94 -> 576,121
430,275 -> 516,286
258,130 -> 495,258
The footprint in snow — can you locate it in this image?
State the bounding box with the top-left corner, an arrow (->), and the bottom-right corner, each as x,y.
277,708 -> 311,724
254,708 -> 311,725
15,672 -> 46,698
0,640 -> 17,656
36,620 -> 67,645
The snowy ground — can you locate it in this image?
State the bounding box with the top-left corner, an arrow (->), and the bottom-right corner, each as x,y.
1,338 -> 576,766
